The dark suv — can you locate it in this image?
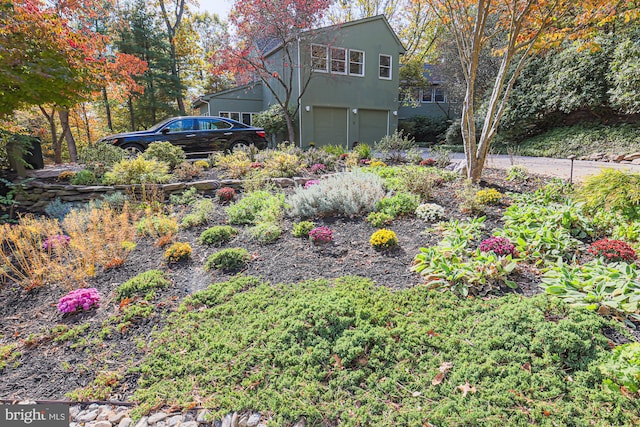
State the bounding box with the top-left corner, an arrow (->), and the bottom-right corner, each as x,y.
99,116 -> 268,157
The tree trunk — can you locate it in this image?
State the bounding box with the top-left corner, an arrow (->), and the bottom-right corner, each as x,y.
284,112 -> 296,145
80,103 -> 92,145
128,96 -> 135,131
170,43 -> 185,114
59,109 -> 77,163
102,87 -> 113,132
39,106 -> 63,164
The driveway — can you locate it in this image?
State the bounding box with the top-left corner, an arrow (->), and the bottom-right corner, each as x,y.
445,152 -> 640,182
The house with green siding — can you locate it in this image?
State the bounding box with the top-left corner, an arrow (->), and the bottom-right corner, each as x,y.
192,15 -> 406,149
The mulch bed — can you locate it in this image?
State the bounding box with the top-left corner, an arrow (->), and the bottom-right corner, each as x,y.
0,168 -> 617,402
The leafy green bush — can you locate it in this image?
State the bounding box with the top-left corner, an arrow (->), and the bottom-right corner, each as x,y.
577,169 -> 640,220
173,161 -> 203,181
366,211 -> 393,228
541,259 -> 640,321
506,165 -> 529,181
181,198 -> 214,229
135,213 -> 178,238
115,269 -> 170,301
204,248 -> 250,272
169,187 -> 200,206
142,141 -> 186,170
103,157 -> 171,185
600,342 -> 640,397
78,143 -> 126,176
291,221 -> 315,238
70,169 -> 98,185
226,191 -> 285,225
375,192 -> 420,218
133,276 -> 637,426
199,226 -> 238,246
250,222 -> 281,244
288,171 -> 386,218
397,116 -> 448,144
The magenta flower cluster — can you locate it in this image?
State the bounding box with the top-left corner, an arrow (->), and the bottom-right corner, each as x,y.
42,234 -> 71,251
57,288 -> 101,314
479,236 -> 516,256
309,226 -> 333,244
304,179 -> 320,189
310,163 -> 326,174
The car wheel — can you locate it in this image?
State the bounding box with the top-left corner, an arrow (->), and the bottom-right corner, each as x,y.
120,143 -> 144,158
230,141 -> 249,152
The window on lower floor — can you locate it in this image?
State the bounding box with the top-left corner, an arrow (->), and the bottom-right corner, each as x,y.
219,112 -> 255,126
421,85 -> 447,103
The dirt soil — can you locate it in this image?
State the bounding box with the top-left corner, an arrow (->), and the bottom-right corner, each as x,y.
0,168 -> 636,402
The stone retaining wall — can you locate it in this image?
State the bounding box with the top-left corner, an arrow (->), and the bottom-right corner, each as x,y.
15,177 -> 311,213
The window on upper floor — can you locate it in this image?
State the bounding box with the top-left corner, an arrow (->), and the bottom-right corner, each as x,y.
330,47 -> 347,74
348,49 -> 364,76
421,85 -> 447,103
379,54 -> 392,80
311,44 -> 328,72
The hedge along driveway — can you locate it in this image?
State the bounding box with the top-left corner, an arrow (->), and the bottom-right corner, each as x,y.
132,275 -> 639,426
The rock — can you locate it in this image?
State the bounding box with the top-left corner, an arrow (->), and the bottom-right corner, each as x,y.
632,158 -> 640,165
134,416 -> 149,427
180,422 -> 198,427
77,409 -> 99,423
610,154 -> 626,162
624,152 -> 640,161
222,414 -> 233,427
119,418 -> 133,427
196,409 -> 211,423
231,412 -> 239,427
96,407 -> 112,421
238,413 -> 249,427
191,180 -> 222,191
272,177 -> 295,188
167,415 -> 183,427
293,418 -> 306,427
452,160 -> 467,176
588,152 -> 604,161
69,406 -> 80,419
156,422 -> 166,427
89,421 -> 112,427
148,412 -> 167,424
109,412 -> 128,423
247,413 -> 261,427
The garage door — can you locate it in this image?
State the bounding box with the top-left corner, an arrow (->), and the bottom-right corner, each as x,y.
313,107 -> 348,147
358,109 -> 388,145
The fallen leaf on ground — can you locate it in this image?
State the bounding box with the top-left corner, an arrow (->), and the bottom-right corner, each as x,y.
456,381 -> 477,397
432,361 -> 453,385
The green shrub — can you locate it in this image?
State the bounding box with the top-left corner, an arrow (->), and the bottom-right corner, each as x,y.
199,226 -> 238,246
506,165 -> 529,181
250,222 -> 281,244
103,157 -> 171,185
133,276 -> 637,426
226,191 -> 285,225
541,259 -> 640,321
301,148 -> 338,172
577,169 -> 640,220
136,213 -> 178,238
292,221 -> 315,238
173,161 -> 203,180
164,242 -> 192,263
142,141 -> 186,170
393,166 -> 443,200
115,269 -> 170,301
600,342 -> 640,396
169,187 -> 201,206
397,116 -> 449,144
181,198 -> 214,229
366,212 -> 393,228
204,248 -> 251,272
78,143 -> 126,176
287,171 -> 386,218
375,192 -> 419,218
212,150 -> 252,178
70,169 -> 98,185
321,144 -> 348,157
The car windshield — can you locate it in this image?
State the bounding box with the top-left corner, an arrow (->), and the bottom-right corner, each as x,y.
147,118 -> 175,132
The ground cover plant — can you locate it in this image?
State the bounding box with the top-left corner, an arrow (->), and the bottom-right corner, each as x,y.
1,147 -> 640,426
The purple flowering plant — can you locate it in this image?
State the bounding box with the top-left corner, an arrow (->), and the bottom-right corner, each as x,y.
310,163 -> 326,174
42,234 -> 71,251
57,288 -> 101,314
479,236 -> 516,257
309,226 -> 333,244
304,179 -> 320,189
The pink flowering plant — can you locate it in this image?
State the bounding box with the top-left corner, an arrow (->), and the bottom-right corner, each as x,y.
309,226 -> 333,244
310,163 -> 326,174
57,288 -> 101,314
42,234 -> 71,251
304,179 -> 320,189
479,236 -> 516,257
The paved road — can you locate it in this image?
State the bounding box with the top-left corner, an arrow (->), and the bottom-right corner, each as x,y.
444,152 -> 640,182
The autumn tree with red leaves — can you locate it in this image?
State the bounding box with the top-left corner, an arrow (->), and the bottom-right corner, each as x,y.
213,0 -> 332,144
428,0 -> 640,182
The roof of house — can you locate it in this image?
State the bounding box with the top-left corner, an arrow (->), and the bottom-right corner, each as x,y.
192,82 -> 263,108
263,14 -> 406,57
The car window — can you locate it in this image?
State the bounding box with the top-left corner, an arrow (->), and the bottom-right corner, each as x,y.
197,119 -> 232,130
164,119 -> 194,132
